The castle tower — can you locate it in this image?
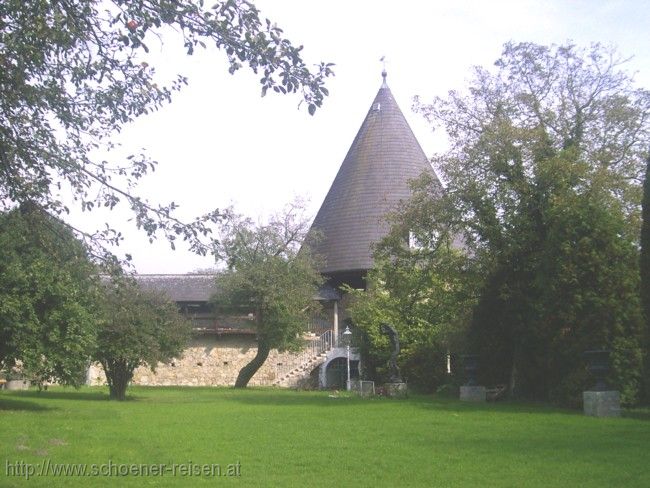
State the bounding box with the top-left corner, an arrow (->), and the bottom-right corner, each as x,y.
308,71 -> 441,289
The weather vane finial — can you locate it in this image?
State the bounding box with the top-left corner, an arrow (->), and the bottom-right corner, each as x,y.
380,56 -> 387,86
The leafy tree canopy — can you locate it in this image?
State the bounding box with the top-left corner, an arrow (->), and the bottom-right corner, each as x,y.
346,240 -> 477,391
640,153 -> 650,402
0,204 -> 99,387
414,42 -> 650,253
211,203 -> 323,388
0,0 -> 333,259
94,278 -> 192,400
386,42 -> 650,404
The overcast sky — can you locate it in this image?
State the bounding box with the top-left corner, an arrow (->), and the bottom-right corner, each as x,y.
70,0 -> 650,274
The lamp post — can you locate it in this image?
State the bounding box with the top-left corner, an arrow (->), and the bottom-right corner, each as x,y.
343,326 -> 352,391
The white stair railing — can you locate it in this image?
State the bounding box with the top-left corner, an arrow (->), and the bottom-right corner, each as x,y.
274,329 -> 333,384
310,329 -> 333,357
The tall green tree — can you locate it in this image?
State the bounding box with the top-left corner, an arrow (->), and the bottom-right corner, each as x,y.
0,0 -> 333,258
94,279 -> 191,400
641,151 -> 650,401
346,250 -> 476,391
407,42 -> 650,404
212,205 -> 323,388
0,205 -> 99,386
346,176 -> 480,390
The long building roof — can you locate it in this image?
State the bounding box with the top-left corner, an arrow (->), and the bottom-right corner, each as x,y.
308,73 -> 440,275
133,274 -> 339,303
135,274 -> 217,302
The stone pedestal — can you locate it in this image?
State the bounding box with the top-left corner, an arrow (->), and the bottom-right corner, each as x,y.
384,382 -> 408,398
460,385 -> 486,402
583,390 -> 620,418
359,381 -> 375,397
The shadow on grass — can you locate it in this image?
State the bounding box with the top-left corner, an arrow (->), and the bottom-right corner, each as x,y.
623,409 -> 650,421
213,388 -> 586,418
7,389 -> 143,402
157,386 -> 406,408
7,386 -> 640,421
206,388 -> 547,412
0,396 -> 55,412
418,395 -> 650,420
209,389 -> 360,408
419,395 -> 582,416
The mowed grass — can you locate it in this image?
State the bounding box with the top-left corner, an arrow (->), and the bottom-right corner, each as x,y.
1,387 -> 649,487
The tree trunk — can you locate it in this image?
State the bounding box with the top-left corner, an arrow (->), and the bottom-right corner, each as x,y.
102,359 -> 133,401
234,338 -> 271,388
109,375 -> 129,401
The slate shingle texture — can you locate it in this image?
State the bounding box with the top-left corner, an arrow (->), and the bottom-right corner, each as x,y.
309,76 -> 440,275
135,274 -> 217,302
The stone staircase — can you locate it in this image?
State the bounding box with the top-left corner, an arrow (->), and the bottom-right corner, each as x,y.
272,352 -> 329,387
272,330 -> 333,387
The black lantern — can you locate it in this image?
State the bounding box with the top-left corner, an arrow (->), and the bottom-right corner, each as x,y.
583,350 -> 611,391
461,354 -> 479,386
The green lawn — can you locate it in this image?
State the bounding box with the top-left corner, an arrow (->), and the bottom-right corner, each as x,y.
1,387 -> 649,487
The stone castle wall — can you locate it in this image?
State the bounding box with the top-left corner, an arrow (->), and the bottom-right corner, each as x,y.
87,334 -> 319,387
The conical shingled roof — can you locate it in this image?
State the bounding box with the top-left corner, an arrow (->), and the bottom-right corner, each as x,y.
309,73 -> 439,276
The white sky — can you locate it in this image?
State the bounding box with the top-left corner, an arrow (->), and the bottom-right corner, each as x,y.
69,0 -> 650,274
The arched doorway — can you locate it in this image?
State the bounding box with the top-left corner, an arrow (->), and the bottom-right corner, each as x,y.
325,357 -> 359,389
